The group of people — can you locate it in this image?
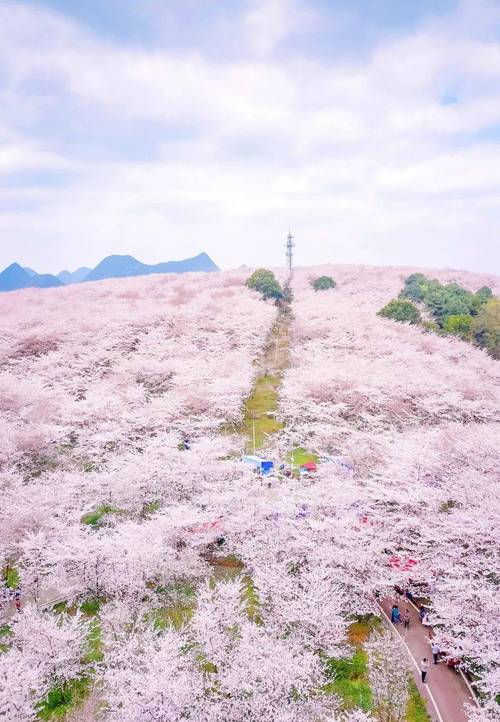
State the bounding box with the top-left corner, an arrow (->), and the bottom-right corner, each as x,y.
391,601 -> 433,628
420,643 -> 441,683
390,603 -> 411,629
1,585 -> 21,613
391,602 -> 443,685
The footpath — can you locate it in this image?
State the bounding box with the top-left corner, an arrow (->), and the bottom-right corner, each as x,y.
379,597 -> 477,722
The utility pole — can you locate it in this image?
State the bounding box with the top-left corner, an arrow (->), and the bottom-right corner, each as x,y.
285,231 -> 294,274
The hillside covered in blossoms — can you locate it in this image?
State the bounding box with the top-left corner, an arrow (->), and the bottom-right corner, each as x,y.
0,265 -> 499,722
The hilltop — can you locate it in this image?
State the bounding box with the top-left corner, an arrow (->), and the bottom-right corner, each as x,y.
0,252 -> 219,292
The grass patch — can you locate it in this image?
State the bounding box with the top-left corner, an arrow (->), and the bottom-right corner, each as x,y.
150,604 -> 194,630
142,500 -> 161,516
323,647 -> 372,712
323,616 -> 381,712
0,624 -> 12,654
37,678 -> 91,720
348,615 -> 381,645
243,374 -> 283,452
406,678 -> 431,722
149,581 -> 197,631
81,504 -> 122,527
4,566 -> 19,589
242,575 -> 261,624
83,619 -> 103,665
288,447 -> 319,468
79,597 -> 102,616
51,601 -> 68,613
155,581 -> 197,598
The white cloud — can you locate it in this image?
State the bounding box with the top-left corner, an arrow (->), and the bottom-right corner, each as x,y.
0,1 -> 499,273
0,143 -> 74,175
243,0 -> 317,58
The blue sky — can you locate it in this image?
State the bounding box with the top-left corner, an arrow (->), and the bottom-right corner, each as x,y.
1,0 -> 500,273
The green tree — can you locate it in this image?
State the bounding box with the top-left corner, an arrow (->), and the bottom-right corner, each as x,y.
245,268 -> 275,291
471,298 -> 500,359
475,285 -> 493,303
443,314 -> 473,340
312,275 -> 336,291
400,273 -> 430,303
245,268 -> 283,301
471,285 -> 493,314
424,286 -> 474,326
378,299 -> 421,325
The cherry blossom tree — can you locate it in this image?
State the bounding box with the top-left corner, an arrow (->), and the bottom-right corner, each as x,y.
365,631 -> 410,722
0,605 -> 88,721
1,264 -> 499,721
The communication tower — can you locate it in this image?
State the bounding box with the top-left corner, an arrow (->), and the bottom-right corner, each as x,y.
285,231 -> 294,273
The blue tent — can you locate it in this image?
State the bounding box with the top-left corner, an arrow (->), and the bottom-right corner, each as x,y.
261,461 -> 274,476
242,456 -> 274,475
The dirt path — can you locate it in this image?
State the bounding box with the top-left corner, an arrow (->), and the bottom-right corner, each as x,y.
240,293 -> 292,454
380,598 -> 477,722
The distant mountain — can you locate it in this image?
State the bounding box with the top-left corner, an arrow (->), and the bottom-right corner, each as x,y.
0,263 -> 32,292
57,267 -> 91,284
85,252 -> 219,282
0,263 -> 62,292
153,251 -> 219,274
0,252 -> 219,292
85,255 -> 147,282
30,274 -> 64,288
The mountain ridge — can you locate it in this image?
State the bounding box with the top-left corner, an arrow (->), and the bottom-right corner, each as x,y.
0,252 -> 219,292
57,267 -> 92,285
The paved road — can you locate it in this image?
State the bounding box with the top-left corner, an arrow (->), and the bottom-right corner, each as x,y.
0,587 -> 65,624
380,597 -> 476,722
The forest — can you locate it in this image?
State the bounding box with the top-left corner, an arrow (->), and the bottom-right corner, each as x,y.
0,265 -> 499,722
378,273 -> 499,358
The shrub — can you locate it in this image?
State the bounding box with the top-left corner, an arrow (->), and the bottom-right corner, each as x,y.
421,320 -> 440,333
312,276 -> 336,291
424,285 -> 475,327
400,273 -> 433,303
475,285 -> 493,304
471,298 -> 500,359
245,269 -> 283,301
472,286 -> 493,314
378,299 -> 421,325
443,314 -> 473,340
401,275 -> 482,326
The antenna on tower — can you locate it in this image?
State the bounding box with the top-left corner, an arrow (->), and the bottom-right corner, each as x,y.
285,230 -> 294,274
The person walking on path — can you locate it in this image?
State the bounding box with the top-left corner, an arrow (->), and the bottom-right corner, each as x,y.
420,657 -> 429,683
432,641 -> 440,664
391,604 -> 401,624
403,608 -> 410,630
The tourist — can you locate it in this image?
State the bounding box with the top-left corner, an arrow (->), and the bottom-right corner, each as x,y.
432,641 -> 440,664
419,605 -> 426,622
403,609 -> 410,630
421,657 -> 429,683
405,588 -> 415,603
391,605 -> 401,624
